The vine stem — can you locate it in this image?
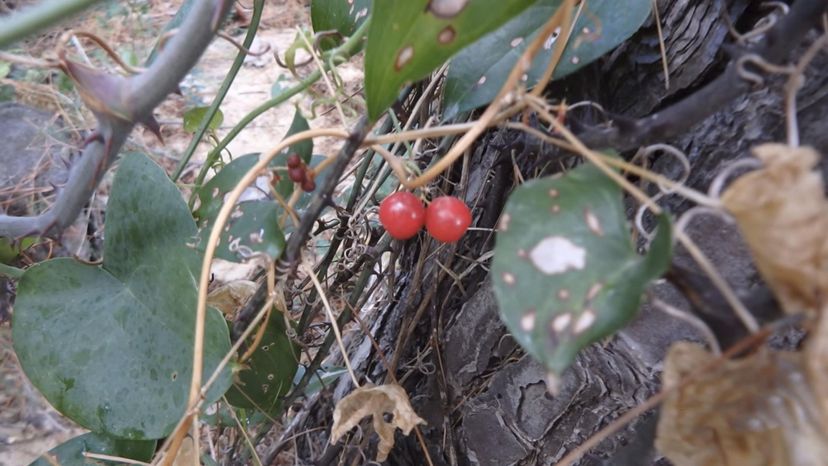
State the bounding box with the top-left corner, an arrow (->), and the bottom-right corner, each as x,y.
398,0 -> 575,190
171,0 -> 265,181
162,128 -> 348,466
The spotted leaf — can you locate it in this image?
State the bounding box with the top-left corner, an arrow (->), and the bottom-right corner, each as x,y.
13,153 -> 232,439
491,162 -> 672,377
311,0 -> 371,50
443,0 -> 651,118
364,0 -> 537,120
30,433 -> 155,466
225,314 -> 298,416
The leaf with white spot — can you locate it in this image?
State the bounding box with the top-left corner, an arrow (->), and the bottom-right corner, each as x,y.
193,111 -> 313,262
491,162 -> 672,377
364,0 -> 537,120
224,314 -> 298,416
443,0 -> 651,118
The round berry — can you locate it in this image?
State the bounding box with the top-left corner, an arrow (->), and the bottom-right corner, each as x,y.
379,192 -> 426,240
301,178 -> 316,192
287,153 -> 302,169
425,196 -> 471,243
288,166 -> 306,183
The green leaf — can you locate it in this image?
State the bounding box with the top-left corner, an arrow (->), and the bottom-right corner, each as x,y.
225,315 -> 298,416
0,61 -> 10,79
183,106 -> 224,133
293,365 -> 348,397
311,0 -> 370,50
192,111 -> 311,261
443,0 -> 651,118
30,432 -> 155,466
364,0 -> 537,120
491,163 -> 672,376
13,153 -> 232,439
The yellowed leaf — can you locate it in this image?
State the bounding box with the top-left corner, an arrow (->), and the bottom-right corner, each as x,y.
207,280 -> 257,317
656,342 -> 828,466
330,384 -> 426,461
721,144 -> 828,314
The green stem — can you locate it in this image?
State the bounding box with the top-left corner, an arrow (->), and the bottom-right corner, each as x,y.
0,262 -> 24,279
171,0 -> 265,182
188,18 -> 370,196
0,0 -> 104,48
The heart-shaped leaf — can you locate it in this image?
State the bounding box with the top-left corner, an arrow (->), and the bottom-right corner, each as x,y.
443,0 -> 651,118
364,0 -> 537,120
491,162 -> 672,377
30,433 -> 155,466
311,0 -> 371,50
225,314 -> 298,415
13,153 -> 232,439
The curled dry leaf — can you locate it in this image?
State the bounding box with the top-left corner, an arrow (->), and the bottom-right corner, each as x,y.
207,280 -> 257,317
721,144 -> 828,314
330,384 -> 426,462
656,342 -> 828,466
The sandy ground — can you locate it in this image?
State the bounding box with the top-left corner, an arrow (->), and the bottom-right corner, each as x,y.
1,1 -> 363,464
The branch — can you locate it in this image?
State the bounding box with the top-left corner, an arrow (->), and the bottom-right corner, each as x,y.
0,0 -> 104,48
231,116 -> 372,341
578,0 -> 828,151
0,0 -> 233,239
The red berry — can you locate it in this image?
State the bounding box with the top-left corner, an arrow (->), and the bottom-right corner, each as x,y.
425,196 -> 471,243
288,166 -> 306,183
379,192 -> 426,240
287,153 -> 302,169
301,178 -> 316,192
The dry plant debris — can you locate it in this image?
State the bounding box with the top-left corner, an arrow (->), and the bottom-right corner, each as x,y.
721,144 -> 828,315
330,384 -> 426,461
656,342 -> 828,466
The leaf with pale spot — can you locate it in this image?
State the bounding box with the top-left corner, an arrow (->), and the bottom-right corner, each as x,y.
225,314 -> 298,416
443,0 -> 651,118
364,0 -> 537,120
193,111 -> 312,261
13,153 -> 232,439
491,162 -> 672,376
30,433 -> 155,466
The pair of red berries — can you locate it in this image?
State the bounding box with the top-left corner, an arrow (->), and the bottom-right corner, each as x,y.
287,153 -> 315,192
379,192 -> 472,243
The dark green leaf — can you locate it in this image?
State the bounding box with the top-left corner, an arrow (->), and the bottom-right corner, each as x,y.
30,433 -> 155,466
225,315 -> 298,416
491,162 -> 672,376
183,106 -> 224,133
311,0 -> 370,49
443,0 -> 651,118
364,0 -> 537,120
13,153 -> 232,439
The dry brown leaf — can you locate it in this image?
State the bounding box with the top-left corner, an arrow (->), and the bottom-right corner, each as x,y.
656,342 -> 828,466
207,279 -> 257,317
807,308 -> 828,434
172,435 -> 197,466
721,144 -> 828,314
330,384 -> 426,461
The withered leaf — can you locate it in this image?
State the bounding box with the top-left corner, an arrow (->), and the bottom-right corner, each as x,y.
721,144 -> 828,314
330,384 -> 426,462
207,279 -> 257,317
656,342 -> 828,466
